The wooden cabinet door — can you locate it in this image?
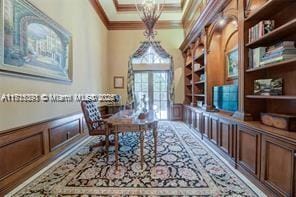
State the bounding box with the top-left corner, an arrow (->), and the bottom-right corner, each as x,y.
170,104 -> 183,121
237,125 -> 261,178
203,113 -> 210,139
210,116 -> 219,145
188,108 -> 192,127
195,111 -> 203,133
192,111 -> 196,128
219,118 -> 233,157
261,136 -> 296,196
183,107 -> 188,124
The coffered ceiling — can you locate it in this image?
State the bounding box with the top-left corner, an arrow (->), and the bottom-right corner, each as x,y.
90,0 -> 190,30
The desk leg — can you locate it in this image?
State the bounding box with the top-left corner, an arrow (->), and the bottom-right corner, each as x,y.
153,127 -> 157,164
115,131 -> 119,171
140,131 -> 144,169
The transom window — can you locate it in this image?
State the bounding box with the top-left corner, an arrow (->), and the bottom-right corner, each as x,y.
132,46 -> 170,65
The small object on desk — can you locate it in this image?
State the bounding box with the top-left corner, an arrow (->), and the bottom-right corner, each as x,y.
261,113 -> 296,131
138,112 -> 148,120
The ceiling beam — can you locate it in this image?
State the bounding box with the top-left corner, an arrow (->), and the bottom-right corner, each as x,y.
89,0 -> 183,30
113,0 -> 186,12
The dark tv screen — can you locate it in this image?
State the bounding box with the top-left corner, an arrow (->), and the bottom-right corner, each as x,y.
213,84 -> 238,112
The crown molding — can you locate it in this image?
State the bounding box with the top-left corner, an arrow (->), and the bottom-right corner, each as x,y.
89,0 -> 183,30
179,0 -> 231,51
109,20 -> 183,30
113,0 -> 186,12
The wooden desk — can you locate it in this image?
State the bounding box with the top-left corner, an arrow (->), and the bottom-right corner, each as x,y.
106,110 -> 158,170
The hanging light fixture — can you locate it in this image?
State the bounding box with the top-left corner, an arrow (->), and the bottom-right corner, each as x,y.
135,0 -> 165,41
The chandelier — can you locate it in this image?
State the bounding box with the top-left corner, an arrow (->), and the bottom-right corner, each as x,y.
135,0 -> 165,41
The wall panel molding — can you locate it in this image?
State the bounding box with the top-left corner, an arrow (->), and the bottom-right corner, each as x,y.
0,112 -> 87,196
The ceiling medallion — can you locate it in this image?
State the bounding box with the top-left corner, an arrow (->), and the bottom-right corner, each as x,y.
135,0 -> 165,41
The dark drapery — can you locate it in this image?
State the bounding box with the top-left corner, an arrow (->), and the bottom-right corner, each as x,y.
127,41 -> 175,106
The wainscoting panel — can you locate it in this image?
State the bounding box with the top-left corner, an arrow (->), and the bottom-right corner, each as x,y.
0,112 -> 87,196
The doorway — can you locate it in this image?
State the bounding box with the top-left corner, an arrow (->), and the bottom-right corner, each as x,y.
134,71 -> 169,120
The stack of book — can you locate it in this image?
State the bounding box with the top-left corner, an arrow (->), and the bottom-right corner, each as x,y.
249,41 -> 296,69
260,42 -> 296,65
249,20 -> 275,43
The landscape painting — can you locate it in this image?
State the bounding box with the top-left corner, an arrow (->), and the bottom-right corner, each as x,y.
226,47 -> 239,80
0,0 -> 72,82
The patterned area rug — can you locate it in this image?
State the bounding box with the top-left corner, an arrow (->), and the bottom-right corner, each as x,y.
14,122 -> 257,196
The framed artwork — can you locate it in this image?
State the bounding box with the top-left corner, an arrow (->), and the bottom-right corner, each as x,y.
114,76 -> 124,89
226,47 -> 239,80
0,0 -> 72,82
254,78 -> 283,96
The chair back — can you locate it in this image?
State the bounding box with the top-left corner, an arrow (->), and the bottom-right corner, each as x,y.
81,100 -> 103,134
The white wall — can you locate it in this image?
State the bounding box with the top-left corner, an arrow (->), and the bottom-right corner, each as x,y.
0,0 -> 109,131
107,29 -> 185,104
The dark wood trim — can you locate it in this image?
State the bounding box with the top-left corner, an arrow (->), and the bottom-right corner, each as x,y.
108,20 -> 183,30
180,0 -> 231,51
0,112 -> 87,196
170,104 -> 183,121
89,0 -> 183,30
89,0 -> 109,28
113,0 -> 186,12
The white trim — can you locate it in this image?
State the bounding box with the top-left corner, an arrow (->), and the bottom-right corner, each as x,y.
5,137 -> 92,197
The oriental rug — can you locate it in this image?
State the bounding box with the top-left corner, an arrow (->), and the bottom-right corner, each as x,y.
13,121 -> 257,196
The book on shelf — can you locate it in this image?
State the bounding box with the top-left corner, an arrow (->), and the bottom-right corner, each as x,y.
249,41 -> 296,68
249,20 -> 275,43
249,47 -> 266,68
193,63 -> 202,71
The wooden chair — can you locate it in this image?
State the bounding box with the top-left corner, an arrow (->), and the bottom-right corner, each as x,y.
81,100 -> 113,152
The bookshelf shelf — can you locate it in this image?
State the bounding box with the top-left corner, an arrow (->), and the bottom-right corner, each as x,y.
194,94 -> 205,97
246,18 -> 296,48
245,0 -> 294,22
246,58 -> 296,72
194,52 -> 205,61
195,81 -> 205,85
185,73 -> 192,77
186,83 -> 192,86
186,62 -> 192,67
194,66 -> 205,73
246,95 -> 296,100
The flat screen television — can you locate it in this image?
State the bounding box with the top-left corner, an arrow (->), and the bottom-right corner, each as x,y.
213,84 -> 238,112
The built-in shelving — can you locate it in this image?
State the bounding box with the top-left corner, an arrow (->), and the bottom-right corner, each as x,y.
246,18 -> 296,48
246,58 -> 296,72
244,0 -> 296,120
245,0 -> 293,22
246,95 -> 296,100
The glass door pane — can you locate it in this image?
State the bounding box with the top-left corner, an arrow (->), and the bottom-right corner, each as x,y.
134,72 -> 149,112
134,71 -> 169,120
153,72 -> 168,119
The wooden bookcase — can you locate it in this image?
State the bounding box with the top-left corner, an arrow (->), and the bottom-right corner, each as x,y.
180,0 -> 296,196
183,38 -> 206,107
184,49 -> 193,105
243,0 -> 296,120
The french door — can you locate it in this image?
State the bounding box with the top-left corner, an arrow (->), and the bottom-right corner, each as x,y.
134,71 -> 169,120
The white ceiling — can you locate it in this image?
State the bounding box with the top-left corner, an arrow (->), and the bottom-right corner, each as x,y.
99,0 -> 187,21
